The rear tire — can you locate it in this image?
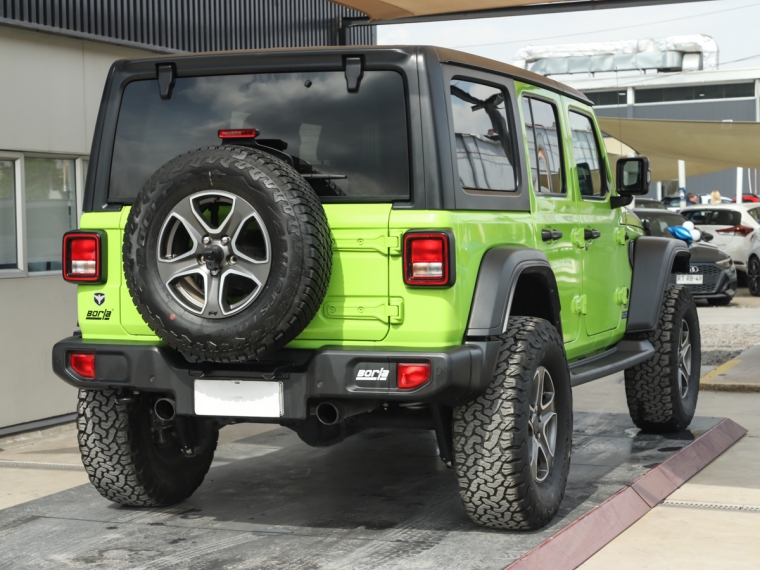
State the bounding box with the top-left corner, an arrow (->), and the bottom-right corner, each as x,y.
453,317 -> 572,530
624,285 -> 700,433
748,256 -> 760,297
77,390 -> 218,507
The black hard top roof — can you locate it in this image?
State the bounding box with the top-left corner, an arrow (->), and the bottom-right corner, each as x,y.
118,45 -> 592,106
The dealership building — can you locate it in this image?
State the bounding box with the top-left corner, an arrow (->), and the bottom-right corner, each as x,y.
0,0 -> 373,432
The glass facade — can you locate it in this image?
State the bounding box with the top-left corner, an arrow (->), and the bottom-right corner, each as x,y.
636,82 -> 755,104
586,91 -> 628,106
24,158 -> 77,272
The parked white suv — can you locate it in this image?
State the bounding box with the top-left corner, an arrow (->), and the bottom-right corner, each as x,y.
682,204 -> 760,295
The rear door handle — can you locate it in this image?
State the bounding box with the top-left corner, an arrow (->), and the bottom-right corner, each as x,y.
541,229 -> 564,242
584,229 -> 601,240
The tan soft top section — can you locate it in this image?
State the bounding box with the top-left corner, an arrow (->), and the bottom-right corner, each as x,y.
331,0 -> 569,21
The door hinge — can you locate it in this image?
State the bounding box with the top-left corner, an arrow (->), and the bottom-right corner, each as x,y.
324,297 -> 404,324
613,227 -> 629,245
331,231 -> 399,254
614,287 -> 630,305
572,295 -> 587,315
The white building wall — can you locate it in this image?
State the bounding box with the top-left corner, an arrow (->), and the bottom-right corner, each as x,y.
0,25 -> 156,429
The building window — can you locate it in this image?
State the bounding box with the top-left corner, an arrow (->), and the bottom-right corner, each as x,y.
585,91 -> 628,106
450,79 -> 517,192
636,82 -> 755,104
0,159 -> 18,271
0,153 -> 86,278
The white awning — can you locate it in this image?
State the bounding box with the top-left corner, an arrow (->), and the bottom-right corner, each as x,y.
598,117 -> 760,182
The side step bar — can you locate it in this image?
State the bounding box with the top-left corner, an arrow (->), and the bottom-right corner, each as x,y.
569,340 -> 655,387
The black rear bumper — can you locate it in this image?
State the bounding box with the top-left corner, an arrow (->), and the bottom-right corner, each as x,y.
52,337 -> 500,420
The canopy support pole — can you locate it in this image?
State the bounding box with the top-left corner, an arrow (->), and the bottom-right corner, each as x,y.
678,160 -> 686,210
737,168 -> 743,204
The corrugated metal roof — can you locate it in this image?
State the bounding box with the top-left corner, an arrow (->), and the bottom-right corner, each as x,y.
0,0 -> 375,52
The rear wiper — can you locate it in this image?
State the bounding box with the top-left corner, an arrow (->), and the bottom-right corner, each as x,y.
300,174 -> 347,180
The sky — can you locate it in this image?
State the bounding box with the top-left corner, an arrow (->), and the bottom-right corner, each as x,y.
376,0 -> 760,71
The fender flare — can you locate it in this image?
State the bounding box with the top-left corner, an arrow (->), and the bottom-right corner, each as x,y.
465,246 -> 562,338
627,236 -> 690,333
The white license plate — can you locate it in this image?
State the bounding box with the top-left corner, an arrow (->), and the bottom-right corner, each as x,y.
194,379 -> 283,417
677,274 -> 703,285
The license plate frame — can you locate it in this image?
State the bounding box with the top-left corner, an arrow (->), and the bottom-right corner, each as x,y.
194,379 -> 283,418
676,274 -> 703,285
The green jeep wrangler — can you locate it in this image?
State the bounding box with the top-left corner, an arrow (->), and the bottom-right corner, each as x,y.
53,46 -> 700,530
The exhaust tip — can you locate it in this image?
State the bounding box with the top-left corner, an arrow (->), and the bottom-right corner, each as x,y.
316,402 -> 340,425
154,398 -> 176,422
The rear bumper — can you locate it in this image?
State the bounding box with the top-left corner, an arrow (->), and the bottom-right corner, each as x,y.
52,337 -> 500,420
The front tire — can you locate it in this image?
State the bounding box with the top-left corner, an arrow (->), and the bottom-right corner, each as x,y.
77,390 -> 218,507
624,285 -> 700,433
453,317 -> 573,530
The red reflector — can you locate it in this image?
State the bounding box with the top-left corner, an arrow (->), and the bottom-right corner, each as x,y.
218,129 -> 259,139
63,232 -> 102,282
403,233 -> 450,286
70,353 -> 96,379
716,225 -> 754,237
397,362 -> 431,390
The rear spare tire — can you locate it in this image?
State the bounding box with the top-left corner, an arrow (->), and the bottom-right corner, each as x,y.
123,145 -> 332,362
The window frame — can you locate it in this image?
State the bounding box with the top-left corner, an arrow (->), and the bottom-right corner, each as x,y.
442,65 -> 530,212
521,94 -> 567,198
567,107 -> 610,201
0,151 -> 86,279
0,152 -> 27,279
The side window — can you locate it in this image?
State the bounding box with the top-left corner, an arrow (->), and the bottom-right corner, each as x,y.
522,97 -> 564,194
748,208 -> 760,221
450,79 -> 517,191
569,111 -> 606,198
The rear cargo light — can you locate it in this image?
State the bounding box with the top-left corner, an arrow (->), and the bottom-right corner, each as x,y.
218,129 -> 259,140
397,362 -> 431,390
716,225 -> 754,237
70,353 -> 96,379
403,232 -> 452,286
62,231 -> 105,283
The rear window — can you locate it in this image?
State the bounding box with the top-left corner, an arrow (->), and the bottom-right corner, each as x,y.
683,209 -> 741,226
109,71 -> 410,203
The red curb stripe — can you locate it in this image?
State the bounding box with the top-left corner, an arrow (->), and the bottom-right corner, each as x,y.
505,418 -> 747,570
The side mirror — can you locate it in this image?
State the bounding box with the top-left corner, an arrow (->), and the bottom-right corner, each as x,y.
702,231 -> 714,242
616,157 -> 650,196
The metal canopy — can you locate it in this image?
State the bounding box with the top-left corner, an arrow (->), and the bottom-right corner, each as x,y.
334,0 -> 714,25
599,117 -> 760,183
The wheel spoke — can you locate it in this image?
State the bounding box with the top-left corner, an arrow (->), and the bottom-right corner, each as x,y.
204,276 -> 223,317
540,412 -> 557,457
231,255 -> 271,287
679,368 -> 690,399
531,367 -> 544,411
529,435 -> 539,481
171,196 -> 210,239
223,198 -> 257,238
157,256 -> 204,286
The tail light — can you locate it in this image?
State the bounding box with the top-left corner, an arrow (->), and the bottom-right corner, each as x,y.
62,231 -> 106,283
70,353 -> 96,379
403,232 -> 454,286
397,362 -> 431,390
218,129 -> 259,140
716,225 -> 754,237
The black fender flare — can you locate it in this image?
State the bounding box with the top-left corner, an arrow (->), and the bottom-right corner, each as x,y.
465,246 -> 562,338
627,236 -> 690,333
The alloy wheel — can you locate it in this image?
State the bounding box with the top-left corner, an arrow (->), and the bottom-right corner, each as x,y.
156,190 -> 271,319
528,366 -> 558,483
749,258 -> 760,296
677,319 -> 692,399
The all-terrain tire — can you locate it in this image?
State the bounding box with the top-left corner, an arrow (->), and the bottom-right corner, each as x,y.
453,317 -> 573,530
624,285 -> 701,433
77,389 -> 218,507
123,145 -> 332,362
